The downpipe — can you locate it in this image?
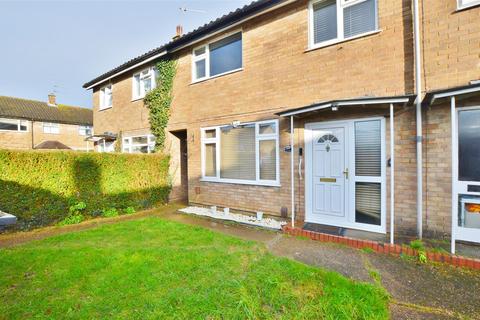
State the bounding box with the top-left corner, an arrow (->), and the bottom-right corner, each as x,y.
413,0 -> 423,239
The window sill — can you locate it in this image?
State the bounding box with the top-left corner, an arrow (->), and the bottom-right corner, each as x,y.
191,68 -> 243,85
456,2 -> 480,11
305,29 -> 382,53
131,97 -> 145,102
0,130 -> 28,133
99,106 -> 112,111
200,178 -> 281,188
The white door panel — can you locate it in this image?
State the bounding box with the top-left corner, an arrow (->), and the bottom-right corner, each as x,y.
311,127 -> 347,219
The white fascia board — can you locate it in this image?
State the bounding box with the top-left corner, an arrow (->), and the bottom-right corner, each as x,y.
86,51 -> 167,90
337,97 -> 410,106
280,103 -> 332,117
431,86 -> 480,104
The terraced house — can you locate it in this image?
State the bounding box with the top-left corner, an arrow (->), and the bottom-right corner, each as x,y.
83,0 -> 480,253
0,95 -> 93,151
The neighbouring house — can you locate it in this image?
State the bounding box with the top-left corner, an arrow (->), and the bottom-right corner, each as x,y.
83,0 -> 480,253
0,94 -> 93,151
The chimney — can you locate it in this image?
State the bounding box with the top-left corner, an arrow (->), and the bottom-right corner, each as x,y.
47,93 -> 57,107
173,25 -> 183,40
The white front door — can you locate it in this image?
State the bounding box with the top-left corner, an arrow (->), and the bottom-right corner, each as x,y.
307,123 -> 349,225
305,118 -> 386,234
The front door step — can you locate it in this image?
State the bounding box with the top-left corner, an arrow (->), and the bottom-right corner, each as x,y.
303,223 -> 345,236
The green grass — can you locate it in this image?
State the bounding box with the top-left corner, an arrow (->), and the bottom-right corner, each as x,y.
0,218 -> 389,319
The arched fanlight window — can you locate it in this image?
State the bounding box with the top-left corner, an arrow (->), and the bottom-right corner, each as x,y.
317,134 -> 339,144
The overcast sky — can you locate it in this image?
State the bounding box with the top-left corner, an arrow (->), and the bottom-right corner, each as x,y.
0,0 -> 251,108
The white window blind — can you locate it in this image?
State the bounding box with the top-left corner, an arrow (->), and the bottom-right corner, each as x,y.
220,125 -> 256,180
355,120 -> 381,176
355,182 -> 381,225
343,0 -> 376,38
313,0 -> 338,43
100,85 -> 112,110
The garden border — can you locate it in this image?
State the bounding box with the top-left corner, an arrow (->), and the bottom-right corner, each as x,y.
282,225 -> 480,270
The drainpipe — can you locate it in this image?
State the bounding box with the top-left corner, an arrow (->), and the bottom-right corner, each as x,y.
413,0 -> 423,239
290,116 -> 295,228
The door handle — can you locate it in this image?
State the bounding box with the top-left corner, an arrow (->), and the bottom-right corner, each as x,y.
343,168 -> 349,180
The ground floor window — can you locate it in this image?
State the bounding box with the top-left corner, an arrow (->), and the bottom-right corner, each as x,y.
201,120 -> 279,186
122,135 -> 156,154
0,118 -> 27,132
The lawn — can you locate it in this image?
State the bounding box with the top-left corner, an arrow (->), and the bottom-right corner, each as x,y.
0,217 -> 389,319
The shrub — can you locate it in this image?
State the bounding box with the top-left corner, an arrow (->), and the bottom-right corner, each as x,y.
58,213 -> 84,226
0,150 -> 171,231
102,208 -> 119,218
124,207 -> 136,215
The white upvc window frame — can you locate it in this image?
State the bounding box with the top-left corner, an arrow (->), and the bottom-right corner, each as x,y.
122,134 -> 156,154
200,119 -> 280,187
191,30 -> 243,83
0,118 -> 28,132
308,0 -> 379,50
132,67 -> 157,100
458,0 -> 480,9
78,125 -> 93,136
43,122 -> 60,134
99,84 -> 113,110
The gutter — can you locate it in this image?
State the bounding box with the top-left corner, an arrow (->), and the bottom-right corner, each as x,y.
413,0 -> 423,239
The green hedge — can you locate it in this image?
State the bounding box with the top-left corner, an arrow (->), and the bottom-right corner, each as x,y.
0,150 -> 171,230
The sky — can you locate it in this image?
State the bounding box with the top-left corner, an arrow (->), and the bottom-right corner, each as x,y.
0,0 -> 252,108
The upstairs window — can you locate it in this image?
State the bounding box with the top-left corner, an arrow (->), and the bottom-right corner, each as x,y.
310,0 -> 377,48
0,118 -> 27,132
43,122 -> 59,134
192,32 -> 242,82
78,125 -> 93,136
99,84 -> 112,110
132,67 -> 156,100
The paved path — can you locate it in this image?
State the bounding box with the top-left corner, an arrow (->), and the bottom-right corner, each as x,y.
2,204 -> 479,319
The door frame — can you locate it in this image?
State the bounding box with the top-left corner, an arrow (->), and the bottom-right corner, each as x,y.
305,117 -> 386,234
454,105 -> 480,243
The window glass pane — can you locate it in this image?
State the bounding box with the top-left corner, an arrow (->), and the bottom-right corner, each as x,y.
19,121 -> 27,131
220,125 -> 255,180
259,140 -> 277,180
355,120 -> 381,176
458,195 -> 480,229
210,33 -> 242,77
259,122 -> 276,135
195,59 -> 206,79
459,109 -> 480,181
313,0 -> 337,44
204,129 -> 216,139
355,182 -> 381,226
142,76 -> 152,93
122,147 -> 130,153
134,74 -> 141,97
0,119 -> 19,131
123,138 -> 130,144
343,0 -> 376,38
205,143 -> 217,177
132,145 -> 149,153
132,136 -> 148,144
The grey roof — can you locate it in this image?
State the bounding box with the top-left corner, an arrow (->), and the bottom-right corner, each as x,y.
0,96 -> 93,125
34,140 -> 72,150
83,0 -> 286,89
